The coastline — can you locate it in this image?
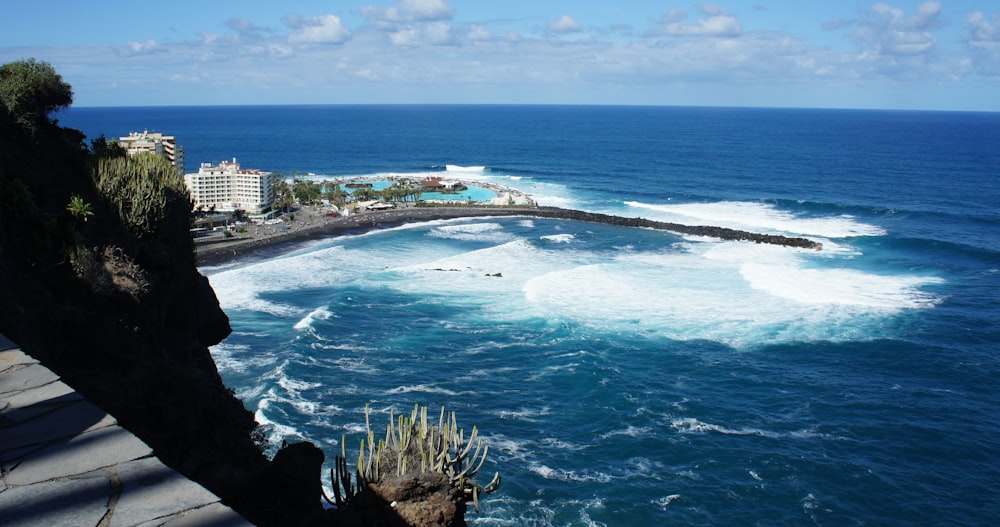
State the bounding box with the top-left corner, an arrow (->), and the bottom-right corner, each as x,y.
194,206 -> 535,267
195,205 -> 821,267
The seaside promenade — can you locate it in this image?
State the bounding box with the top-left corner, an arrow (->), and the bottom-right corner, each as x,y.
0,333 -> 251,526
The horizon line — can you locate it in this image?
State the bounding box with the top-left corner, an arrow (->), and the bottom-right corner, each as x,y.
61,102 -> 1000,115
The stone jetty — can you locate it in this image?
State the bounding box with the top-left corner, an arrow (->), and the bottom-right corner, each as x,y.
529,207 -> 823,250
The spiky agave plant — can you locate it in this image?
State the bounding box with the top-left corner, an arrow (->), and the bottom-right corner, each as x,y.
328,404 -> 501,512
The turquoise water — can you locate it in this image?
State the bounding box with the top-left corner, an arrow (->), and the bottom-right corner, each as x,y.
59,105 -> 1000,526
337,177 -> 497,203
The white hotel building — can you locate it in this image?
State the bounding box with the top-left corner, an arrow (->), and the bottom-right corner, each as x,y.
118,131 -> 184,175
184,158 -> 275,213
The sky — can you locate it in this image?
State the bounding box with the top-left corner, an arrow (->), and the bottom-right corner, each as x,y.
1,0 -> 998,111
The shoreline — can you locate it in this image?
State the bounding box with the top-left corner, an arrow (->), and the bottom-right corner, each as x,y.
195,205 -> 821,267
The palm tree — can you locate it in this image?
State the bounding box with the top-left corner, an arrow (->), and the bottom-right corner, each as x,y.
270,174 -> 294,213
66,194 -> 93,222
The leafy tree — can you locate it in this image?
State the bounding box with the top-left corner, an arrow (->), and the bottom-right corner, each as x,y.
90,134 -> 127,159
292,178 -> 322,205
0,58 -> 73,131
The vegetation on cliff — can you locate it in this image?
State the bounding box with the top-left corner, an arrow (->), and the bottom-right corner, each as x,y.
0,58 -> 320,526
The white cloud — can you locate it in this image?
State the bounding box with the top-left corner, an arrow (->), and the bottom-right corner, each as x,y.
288,14 -> 351,44
964,11 -> 1000,42
834,1 -> 942,56
362,0 -> 455,23
548,15 -> 582,34
466,24 -> 494,42
120,39 -> 166,56
962,11 -> 1000,76
386,21 -> 457,46
657,5 -> 742,37
227,17 -> 271,40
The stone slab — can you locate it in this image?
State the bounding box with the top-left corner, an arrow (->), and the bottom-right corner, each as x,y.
0,470 -> 112,527
0,363 -> 58,396
0,382 -> 81,423
0,348 -> 37,376
0,398 -> 115,453
153,502 -> 254,527
6,424 -> 152,486
110,457 -> 222,527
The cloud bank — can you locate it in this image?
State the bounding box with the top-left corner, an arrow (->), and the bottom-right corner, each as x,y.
9,1 -> 998,109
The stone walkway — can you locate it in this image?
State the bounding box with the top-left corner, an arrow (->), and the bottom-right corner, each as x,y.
0,333 -> 252,526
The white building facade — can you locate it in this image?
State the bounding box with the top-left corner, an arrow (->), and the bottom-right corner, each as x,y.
118,131 -> 184,175
184,158 -> 274,213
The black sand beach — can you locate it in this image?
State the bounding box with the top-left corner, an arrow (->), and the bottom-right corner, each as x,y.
195,205 -> 821,267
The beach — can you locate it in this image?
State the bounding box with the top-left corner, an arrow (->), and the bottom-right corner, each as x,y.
195,203 -> 821,266
194,205 -> 537,266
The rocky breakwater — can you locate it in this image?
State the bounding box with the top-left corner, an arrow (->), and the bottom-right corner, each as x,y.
528,207 -> 823,250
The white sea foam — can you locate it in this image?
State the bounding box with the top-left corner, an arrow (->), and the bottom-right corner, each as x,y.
210,342 -> 280,374
385,384 -> 462,396
528,463 -> 613,483
653,494 -> 683,509
599,425 -> 654,439
670,417 -> 830,440
211,205 -> 943,351
625,200 -> 887,238
741,262 -> 943,308
446,164 -> 486,172
519,237 -> 943,348
294,306 -> 335,330
428,222 -> 518,244
255,396 -> 303,445
540,233 -> 575,243
497,406 -> 551,421
277,375 -> 321,396
532,193 -> 579,208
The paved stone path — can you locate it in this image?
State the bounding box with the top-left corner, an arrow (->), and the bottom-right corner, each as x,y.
0,333 -> 252,526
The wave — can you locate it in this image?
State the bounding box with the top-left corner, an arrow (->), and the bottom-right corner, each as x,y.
653,494 -> 683,509
624,200 -> 887,238
446,164 -> 486,172
427,222 -> 518,244
293,306 -> 335,330
496,406 -> 551,421
254,395 -> 304,446
528,463 -> 613,483
540,234 -> 575,243
384,384 -> 463,396
670,417 -> 833,440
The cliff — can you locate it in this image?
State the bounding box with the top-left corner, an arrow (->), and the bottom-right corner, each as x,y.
0,84 -> 324,524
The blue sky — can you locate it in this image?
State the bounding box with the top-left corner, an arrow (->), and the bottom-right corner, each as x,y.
1,0 -> 998,110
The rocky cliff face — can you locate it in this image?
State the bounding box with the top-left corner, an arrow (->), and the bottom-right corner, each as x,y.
0,103 -> 324,525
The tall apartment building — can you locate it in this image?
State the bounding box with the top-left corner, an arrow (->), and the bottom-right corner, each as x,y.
118,131 -> 185,175
184,158 -> 274,213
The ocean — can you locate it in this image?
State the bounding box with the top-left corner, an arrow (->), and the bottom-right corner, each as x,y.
59,105 -> 1000,526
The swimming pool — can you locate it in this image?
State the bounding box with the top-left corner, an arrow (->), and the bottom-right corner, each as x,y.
346,180 -> 497,203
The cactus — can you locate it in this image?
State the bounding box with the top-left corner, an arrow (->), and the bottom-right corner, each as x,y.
329,404 -> 501,512
92,152 -> 191,239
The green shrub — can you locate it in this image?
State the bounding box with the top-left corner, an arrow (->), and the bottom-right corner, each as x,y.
92,152 -> 191,239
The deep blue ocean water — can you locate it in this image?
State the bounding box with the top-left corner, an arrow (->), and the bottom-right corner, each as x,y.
60,105 -> 1000,526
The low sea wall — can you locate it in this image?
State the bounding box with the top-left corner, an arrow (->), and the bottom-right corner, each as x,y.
196,205 -> 820,266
